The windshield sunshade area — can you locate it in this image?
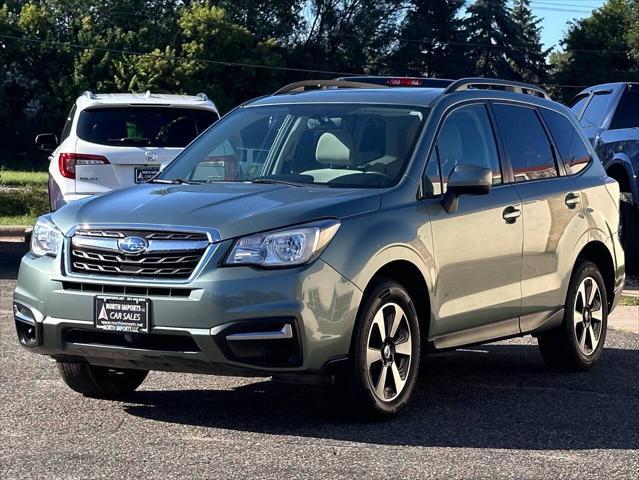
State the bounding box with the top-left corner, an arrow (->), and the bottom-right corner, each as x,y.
158,104 -> 429,188
77,107 -> 218,148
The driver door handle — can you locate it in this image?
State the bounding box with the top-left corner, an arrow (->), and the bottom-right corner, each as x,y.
502,206 -> 521,223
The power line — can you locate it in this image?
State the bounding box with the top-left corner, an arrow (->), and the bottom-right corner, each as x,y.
0,33 -> 590,89
0,33 -> 358,77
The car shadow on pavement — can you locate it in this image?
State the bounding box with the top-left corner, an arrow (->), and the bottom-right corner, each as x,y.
122,342 -> 639,450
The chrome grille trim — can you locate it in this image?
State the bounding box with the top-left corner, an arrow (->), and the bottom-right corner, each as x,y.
65,225 -> 219,284
71,236 -> 209,253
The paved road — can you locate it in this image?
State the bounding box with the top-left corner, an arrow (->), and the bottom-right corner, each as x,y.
1,241 -> 638,479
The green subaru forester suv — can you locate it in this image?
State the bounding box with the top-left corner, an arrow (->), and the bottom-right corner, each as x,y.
13,78 -> 625,418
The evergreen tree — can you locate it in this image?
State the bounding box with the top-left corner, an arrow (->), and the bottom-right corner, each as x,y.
511,0 -> 549,84
464,0 -> 526,80
387,0 -> 467,78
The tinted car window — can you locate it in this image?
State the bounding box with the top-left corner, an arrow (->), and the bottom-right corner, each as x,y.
580,92 -> 612,128
77,107 -> 218,147
611,88 -> 639,129
540,109 -> 591,175
437,104 -> 501,189
60,105 -> 76,142
569,95 -> 590,118
493,104 -> 558,182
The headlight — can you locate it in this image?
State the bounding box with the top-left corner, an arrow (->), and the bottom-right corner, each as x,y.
31,217 -> 64,257
226,220 -> 340,267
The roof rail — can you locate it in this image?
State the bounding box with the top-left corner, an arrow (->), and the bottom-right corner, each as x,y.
82,91 -> 97,100
443,78 -> 550,99
196,92 -> 209,102
274,79 -> 386,95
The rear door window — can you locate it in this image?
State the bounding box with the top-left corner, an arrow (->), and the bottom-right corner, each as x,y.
493,104 -> 558,182
436,103 -> 502,191
540,109 -> 591,175
77,107 -> 218,147
610,88 -> 639,129
580,91 -> 612,128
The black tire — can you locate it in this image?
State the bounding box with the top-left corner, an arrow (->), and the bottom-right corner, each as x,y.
335,279 -> 421,419
619,192 -> 639,274
57,361 -> 148,397
537,260 -> 608,371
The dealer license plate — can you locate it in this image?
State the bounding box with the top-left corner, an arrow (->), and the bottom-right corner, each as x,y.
94,296 -> 150,333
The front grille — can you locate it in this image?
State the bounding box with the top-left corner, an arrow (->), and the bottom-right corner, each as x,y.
69,229 -> 209,280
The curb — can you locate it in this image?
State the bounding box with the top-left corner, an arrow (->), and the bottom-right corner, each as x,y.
0,226 -> 30,238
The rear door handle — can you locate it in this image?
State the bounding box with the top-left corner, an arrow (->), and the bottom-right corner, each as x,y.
565,192 -> 580,208
502,206 -> 521,223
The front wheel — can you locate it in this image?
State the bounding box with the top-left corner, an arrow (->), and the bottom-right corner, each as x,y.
335,279 -> 421,419
57,361 -> 148,398
537,260 -> 608,371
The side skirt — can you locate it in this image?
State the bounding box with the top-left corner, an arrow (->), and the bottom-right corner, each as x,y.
427,308 -> 565,352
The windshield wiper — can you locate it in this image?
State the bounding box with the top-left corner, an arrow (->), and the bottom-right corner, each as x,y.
107,137 -> 151,146
251,178 -> 307,187
148,178 -> 196,185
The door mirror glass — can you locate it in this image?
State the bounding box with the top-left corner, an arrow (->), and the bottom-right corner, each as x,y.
443,164 -> 492,213
35,133 -> 58,152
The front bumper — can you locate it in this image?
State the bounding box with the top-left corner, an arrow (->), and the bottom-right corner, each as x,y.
13,248 -> 362,376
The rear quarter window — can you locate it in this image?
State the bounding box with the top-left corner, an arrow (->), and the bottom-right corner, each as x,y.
610,87 -> 639,129
540,109 -> 591,175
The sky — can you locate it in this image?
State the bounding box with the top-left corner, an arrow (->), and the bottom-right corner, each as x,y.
524,0 -> 606,51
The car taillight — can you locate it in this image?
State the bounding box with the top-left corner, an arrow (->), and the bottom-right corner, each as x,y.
58,153 -> 110,179
387,78 -> 422,87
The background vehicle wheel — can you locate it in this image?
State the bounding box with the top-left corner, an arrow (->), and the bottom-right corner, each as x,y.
619,192 -> 639,274
537,260 -> 607,371
57,361 -> 148,397
335,279 -> 421,419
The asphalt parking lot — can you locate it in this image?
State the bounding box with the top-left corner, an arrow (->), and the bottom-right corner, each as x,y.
1,240 -> 637,479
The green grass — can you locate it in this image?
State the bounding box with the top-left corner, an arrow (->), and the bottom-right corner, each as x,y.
0,169 -> 48,187
0,215 -> 36,226
619,296 -> 639,307
0,186 -> 49,219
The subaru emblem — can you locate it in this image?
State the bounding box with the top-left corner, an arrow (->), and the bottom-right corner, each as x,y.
117,236 -> 149,255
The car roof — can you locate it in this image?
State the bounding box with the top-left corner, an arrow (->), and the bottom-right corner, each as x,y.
246,87 -> 447,108
75,91 -> 218,112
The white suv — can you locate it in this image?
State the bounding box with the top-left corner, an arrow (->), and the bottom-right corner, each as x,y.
35,91 -> 219,210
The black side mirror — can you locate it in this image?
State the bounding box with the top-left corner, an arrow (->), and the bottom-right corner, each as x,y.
442,164 -> 492,213
35,133 -> 58,153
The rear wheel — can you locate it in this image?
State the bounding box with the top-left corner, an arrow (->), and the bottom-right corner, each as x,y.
537,260 -> 607,371
335,279 -> 421,419
57,361 -> 148,397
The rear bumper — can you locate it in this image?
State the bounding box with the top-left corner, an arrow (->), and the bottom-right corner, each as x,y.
13,252 -> 362,376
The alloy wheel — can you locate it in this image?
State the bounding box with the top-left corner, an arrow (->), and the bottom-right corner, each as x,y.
574,276 -> 604,356
366,302 -> 412,402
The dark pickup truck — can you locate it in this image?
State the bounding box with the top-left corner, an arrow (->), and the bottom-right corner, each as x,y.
570,82 -> 639,270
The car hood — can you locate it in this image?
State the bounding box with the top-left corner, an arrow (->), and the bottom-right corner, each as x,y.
51,183 -> 381,240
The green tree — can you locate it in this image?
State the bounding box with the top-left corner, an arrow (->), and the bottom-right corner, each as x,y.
552,0 -> 639,101
293,0 -> 405,76
464,0 -> 526,79
387,0 -> 467,78
511,0 -> 549,84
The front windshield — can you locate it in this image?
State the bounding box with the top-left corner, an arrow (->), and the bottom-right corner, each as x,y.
158,103 -> 429,188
